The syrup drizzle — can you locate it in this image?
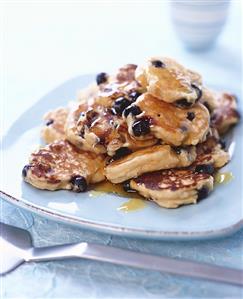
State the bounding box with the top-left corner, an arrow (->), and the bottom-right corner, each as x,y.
90,181 -> 146,212
215,172 -> 234,185
117,198 -> 146,212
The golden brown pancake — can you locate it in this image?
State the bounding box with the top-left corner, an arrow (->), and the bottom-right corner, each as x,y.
135,57 -> 202,105
129,130 -> 229,208
200,88 -> 219,112
23,140 -> 105,191
41,107 -> 69,144
77,63 -> 144,106
115,64 -> 138,83
130,169 -> 213,208
125,93 -> 210,146
65,101 -> 157,156
105,145 -> 196,183
22,57 -> 239,208
195,131 -> 229,169
210,93 -> 240,134
200,89 -> 240,134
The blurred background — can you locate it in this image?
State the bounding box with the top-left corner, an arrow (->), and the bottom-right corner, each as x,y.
1,0 -> 241,132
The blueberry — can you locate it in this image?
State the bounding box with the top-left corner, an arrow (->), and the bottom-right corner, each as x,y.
187,112 -> 195,121
123,105 -> 142,117
110,108 -> 117,115
112,147 -> 132,160
70,175 -> 87,192
129,91 -> 142,101
172,147 -> 182,155
151,60 -> 165,68
175,99 -> 192,108
219,139 -> 226,149
98,136 -> 106,146
197,187 -> 209,201
22,165 -> 31,177
191,84 -> 202,101
113,97 -> 131,115
96,72 -> 108,85
132,118 -> 150,136
123,181 -> 136,193
46,119 -> 54,126
195,164 -> 215,175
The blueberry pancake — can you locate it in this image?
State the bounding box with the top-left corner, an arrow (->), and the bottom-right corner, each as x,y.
115,64 -> 138,82
41,107 -> 69,144
125,93 -> 210,146
195,132 -> 229,169
78,80 -> 143,108
22,56 -> 240,209
98,63 -> 138,86
105,145 -> 196,183
210,92 -> 240,134
94,80 -> 143,109
65,101 -> 157,156
200,88 -> 219,112
78,63 -> 143,106
128,132 -> 229,208
200,89 -> 240,134
66,102 -> 120,154
130,169 -> 213,208
135,57 -> 202,105
23,140 -> 105,191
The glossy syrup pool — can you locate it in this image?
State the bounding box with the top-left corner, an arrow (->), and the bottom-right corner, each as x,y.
89,181 -> 146,212
215,172 -> 234,185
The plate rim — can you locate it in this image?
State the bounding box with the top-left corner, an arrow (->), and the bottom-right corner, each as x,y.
1,189 -> 243,240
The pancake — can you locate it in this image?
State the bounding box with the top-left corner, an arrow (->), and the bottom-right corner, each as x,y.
22,140 -> 105,191
66,102 -> 120,154
94,80 -> 143,108
105,145 -> 196,183
200,88 -> 219,112
23,57 -> 239,209
129,131 -> 228,208
41,107 -> 69,143
115,63 -> 138,82
65,101 -> 157,156
125,93 -> 210,146
210,92 -> 240,134
77,63 -> 143,106
195,131 -> 229,169
135,57 -> 202,105
200,89 -> 240,134
130,169 -> 213,208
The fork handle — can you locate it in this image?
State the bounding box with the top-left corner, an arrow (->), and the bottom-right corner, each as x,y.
27,242 -> 243,286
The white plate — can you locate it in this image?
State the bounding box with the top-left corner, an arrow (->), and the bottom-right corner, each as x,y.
1,75 -> 242,240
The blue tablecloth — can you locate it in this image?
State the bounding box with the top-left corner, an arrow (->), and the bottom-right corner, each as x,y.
1,1 -> 242,298
1,199 -> 243,298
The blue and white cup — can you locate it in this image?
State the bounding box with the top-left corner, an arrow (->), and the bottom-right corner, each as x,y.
171,0 -> 231,50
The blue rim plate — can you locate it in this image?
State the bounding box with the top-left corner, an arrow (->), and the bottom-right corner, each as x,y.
1,75 -> 242,240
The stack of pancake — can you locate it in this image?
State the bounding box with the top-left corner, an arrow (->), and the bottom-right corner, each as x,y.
22,57 -> 240,208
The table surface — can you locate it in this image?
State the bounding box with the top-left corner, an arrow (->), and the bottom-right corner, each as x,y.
1,1 -> 243,298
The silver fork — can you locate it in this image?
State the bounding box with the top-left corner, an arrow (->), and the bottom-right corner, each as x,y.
0,222 -> 242,286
